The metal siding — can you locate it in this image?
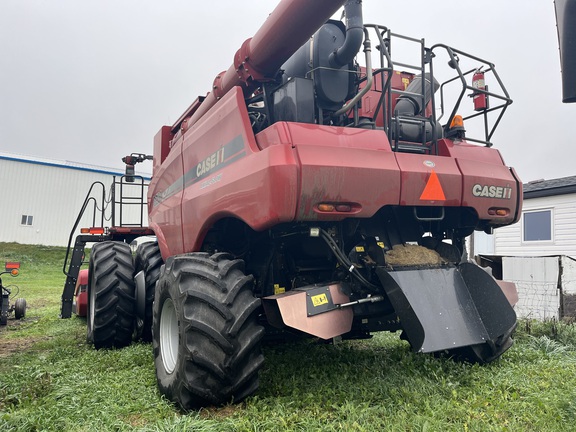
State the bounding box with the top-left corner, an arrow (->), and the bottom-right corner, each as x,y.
561,256 -> 576,295
471,231 -> 495,256
494,193 -> 576,258
0,159 -> 148,246
503,256 -> 560,320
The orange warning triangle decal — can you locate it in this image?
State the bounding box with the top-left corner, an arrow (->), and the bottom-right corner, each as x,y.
420,170 -> 446,201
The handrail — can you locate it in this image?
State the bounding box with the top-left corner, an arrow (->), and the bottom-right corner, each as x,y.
62,181 -> 106,276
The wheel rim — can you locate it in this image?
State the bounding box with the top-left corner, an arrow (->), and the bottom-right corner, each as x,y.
160,298 -> 179,374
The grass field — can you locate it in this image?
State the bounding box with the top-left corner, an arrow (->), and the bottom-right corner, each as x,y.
1,242 -> 576,431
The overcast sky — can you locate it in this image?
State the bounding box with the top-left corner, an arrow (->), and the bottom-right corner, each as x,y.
0,0 -> 571,182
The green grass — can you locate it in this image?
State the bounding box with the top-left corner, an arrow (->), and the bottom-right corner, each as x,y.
1,242 -> 576,431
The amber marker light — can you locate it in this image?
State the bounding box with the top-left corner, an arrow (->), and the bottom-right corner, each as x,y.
318,203 -> 336,212
450,115 -> 464,129
488,208 -> 509,216
317,203 -> 355,213
80,227 -> 105,234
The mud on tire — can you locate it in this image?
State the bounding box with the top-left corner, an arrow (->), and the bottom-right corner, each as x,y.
87,241 -> 136,349
153,252 -> 265,410
134,241 -> 162,342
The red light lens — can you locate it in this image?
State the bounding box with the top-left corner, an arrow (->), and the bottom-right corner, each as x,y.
335,204 -> 352,212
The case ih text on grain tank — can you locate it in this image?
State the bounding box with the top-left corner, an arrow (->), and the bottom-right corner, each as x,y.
60,0 -> 576,410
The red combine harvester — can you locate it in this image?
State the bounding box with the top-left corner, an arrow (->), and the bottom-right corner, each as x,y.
61,0 -> 576,410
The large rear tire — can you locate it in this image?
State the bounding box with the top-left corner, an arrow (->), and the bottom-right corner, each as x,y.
87,241 -> 135,349
134,241 -> 162,342
153,252 -> 265,410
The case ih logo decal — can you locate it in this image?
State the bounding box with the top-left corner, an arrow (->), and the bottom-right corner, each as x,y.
185,135 -> 246,187
472,184 -> 512,199
153,135 -> 246,207
196,148 -> 225,177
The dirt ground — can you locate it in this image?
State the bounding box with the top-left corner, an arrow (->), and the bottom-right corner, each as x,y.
0,317 -> 45,359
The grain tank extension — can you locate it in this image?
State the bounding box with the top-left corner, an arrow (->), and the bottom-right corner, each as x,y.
78,0 -> 524,410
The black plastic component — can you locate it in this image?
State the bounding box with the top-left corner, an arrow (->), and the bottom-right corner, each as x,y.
391,73 -> 440,144
395,73 -> 439,116
375,263 -> 516,358
555,0 -> 576,102
281,21 -> 355,111
390,118 -> 439,145
273,77 -> 315,123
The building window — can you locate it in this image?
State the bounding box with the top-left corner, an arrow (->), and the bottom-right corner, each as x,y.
523,209 -> 552,241
21,215 -> 33,226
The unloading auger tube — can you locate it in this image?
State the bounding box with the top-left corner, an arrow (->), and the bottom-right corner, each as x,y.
186,0 -> 353,127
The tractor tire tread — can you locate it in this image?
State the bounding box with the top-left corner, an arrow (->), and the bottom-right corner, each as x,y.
87,241 -> 135,349
134,241 -> 162,342
153,252 -> 264,410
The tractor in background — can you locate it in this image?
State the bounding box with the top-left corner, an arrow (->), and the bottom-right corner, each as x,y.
1,262 -> 26,325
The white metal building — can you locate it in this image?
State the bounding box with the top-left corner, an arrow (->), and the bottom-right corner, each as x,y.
493,176 -> 576,258
501,255 -> 576,321
471,175 -> 576,320
472,175 -> 576,258
0,152 -> 150,247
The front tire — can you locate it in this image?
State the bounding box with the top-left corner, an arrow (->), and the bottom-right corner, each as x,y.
87,241 -> 135,349
153,252 -> 265,410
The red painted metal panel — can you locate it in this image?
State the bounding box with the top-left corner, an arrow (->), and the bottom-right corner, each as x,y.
437,138 -> 505,165
456,158 -> 519,225
357,70 -> 414,128
179,88 -> 299,252
147,136 -> 185,258
153,126 -> 173,173
287,124 -> 401,219
438,139 -> 520,225
395,153 -> 462,206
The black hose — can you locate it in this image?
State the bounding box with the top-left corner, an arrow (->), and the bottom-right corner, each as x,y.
318,228 -> 381,292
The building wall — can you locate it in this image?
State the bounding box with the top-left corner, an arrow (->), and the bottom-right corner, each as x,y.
0,156 -> 149,247
493,193 -> 576,258
501,255 -> 576,321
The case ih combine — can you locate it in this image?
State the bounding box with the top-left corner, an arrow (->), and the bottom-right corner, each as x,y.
60,0 -> 576,410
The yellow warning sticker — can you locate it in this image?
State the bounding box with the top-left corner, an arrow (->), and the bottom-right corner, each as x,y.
355,246 -> 365,252
311,293 -> 329,307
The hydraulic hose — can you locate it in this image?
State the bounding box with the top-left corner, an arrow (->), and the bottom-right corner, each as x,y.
318,228 -> 381,293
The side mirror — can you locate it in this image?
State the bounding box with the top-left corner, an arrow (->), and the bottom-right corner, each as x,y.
555,0 -> 576,102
